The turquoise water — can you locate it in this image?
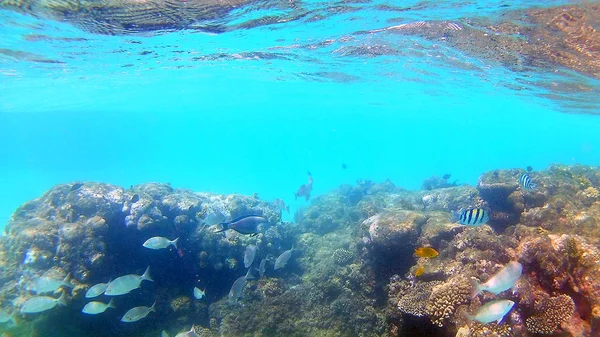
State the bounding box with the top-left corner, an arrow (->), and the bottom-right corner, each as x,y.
1,1 -> 600,231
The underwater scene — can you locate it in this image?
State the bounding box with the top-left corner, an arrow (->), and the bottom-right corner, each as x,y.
2,0 -> 600,336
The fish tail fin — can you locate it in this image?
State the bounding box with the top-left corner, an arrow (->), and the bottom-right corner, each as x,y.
150,302 -> 157,312
57,291 -> 68,307
470,278 -> 481,298
63,273 -> 73,288
463,311 -> 473,324
171,237 -> 179,249
142,266 -> 153,282
245,268 -> 255,280
107,298 -> 116,309
450,210 -> 460,223
9,312 -> 18,326
215,222 -> 228,233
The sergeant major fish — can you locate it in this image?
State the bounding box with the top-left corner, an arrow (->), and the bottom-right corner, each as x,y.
451,208 -> 489,226
34,274 -> 72,294
20,292 -> 67,314
274,245 -> 294,270
466,299 -> 514,324
472,261 -> 522,296
216,215 -> 267,236
85,281 -> 109,298
104,267 -> 153,296
82,299 -> 115,315
519,173 -> 536,191
143,237 -> 179,250
244,244 -> 257,268
121,302 -> 156,322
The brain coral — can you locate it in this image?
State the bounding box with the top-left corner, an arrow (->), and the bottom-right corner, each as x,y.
425,277 -> 472,327
525,294 -> 574,334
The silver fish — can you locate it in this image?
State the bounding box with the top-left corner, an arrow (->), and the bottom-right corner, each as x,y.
258,258 -> 267,277
82,298 -> 115,315
0,308 -> 17,325
175,327 -> 200,337
85,281 -> 109,298
105,267 -> 153,296
161,331 -> 170,337
228,269 -> 254,304
143,237 -> 179,250
121,302 -> 156,323
472,261 -> 523,296
466,299 -> 514,324
193,287 -> 205,300
274,246 -> 294,270
34,274 -> 72,294
20,292 -> 67,314
244,245 -> 257,268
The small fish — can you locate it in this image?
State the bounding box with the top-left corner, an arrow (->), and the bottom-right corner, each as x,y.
162,331 -> 170,337
258,258 -> 268,277
451,208 -> 489,226
342,163 -> 347,170
20,292 -> 67,314
70,182 -> 84,192
82,298 -> 115,315
104,267 -> 153,296
274,245 -> 294,270
121,302 -> 156,323
193,287 -> 205,300
228,269 -> 254,304
295,172 -> 313,201
472,261 -> 523,296
273,198 -> 290,213
0,308 -> 17,325
519,173 -> 536,191
414,247 -> 439,258
466,299 -> 514,324
216,215 -> 267,236
175,327 -> 200,337
143,237 -> 179,250
34,274 -> 72,294
414,265 -> 425,277
85,281 -> 109,298
244,245 -> 257,268
442,174 -> 451,180
526,166 -> 533,172
131,194 -> 140,203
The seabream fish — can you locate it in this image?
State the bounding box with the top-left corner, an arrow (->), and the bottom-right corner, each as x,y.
121,302 -> 156,322
414,247 -> 439,258
258,258 -> 267,277
34,274 -> 72,294
193,287 -> 205,300
519,173 -> 536,191
244,244 -> 257,268
104,267 -> 153,296
295,172 -> 313,201
0,308 -> 17,325
451,208 -> 489,226
466,299 -> 515,324
82,299 -> 115,315
216,215 -> 267,236
20,292 -> 67,314
175,327 -> 200,337
228,268 -> 254,304
143,236 -> 179,250
472,261 -> 523,296
274,246 -> 294,270
85,281 -> 109,298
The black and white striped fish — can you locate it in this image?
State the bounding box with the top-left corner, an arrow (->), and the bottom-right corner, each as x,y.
451,208 -> 489,226
519,173 -> 536,191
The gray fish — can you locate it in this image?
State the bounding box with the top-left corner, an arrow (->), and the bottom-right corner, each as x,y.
121,302 -> 156,323
274,246 -> 294,270
70,182 -> 84,192
258,258 -> 267,277
105,267 -> 153,296
82,298 -> 115,315
193,287 -> 205,300
34,274 -> 72,294
466,299 -> 514,324
228,268 -> 254,304
20,292 -> 67,314
161,331 -> 170,337
175,327 -> 200,337
85,281 -> 109,298
143,237 -> 179,250
216,215 -> 267,236
472,261 -> 523,296
0,308 -> 17,325
244,245 -> 257,268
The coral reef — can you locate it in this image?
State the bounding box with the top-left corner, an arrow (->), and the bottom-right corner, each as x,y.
425,277 -> 472,327
525,294 -> 575,334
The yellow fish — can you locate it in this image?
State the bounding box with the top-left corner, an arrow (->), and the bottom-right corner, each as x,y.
414,265 -> 425,277
414,247 -> 439,258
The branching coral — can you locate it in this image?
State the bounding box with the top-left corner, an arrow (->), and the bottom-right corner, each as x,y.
396,280 -> 443,317
525,294 -> 574,334
468,321 -> 512,337
425,277 -> 472,327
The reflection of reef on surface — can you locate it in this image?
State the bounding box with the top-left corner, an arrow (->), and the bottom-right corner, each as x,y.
1,164 -> 600,336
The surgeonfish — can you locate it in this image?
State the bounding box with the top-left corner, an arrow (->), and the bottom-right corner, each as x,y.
466,299 -> 515,324
143,237 -> 179,250
82,298 -> 115,315
33,274 -> 72,294
295,171 -> 313,201
20,292 -> 67,314
85,281 -> 109,298
0,308 -> 17,325
228,268 -> 254,304
451,208 -> 489,226
414,247 -> 439,258
519,173 -> 536,191
104,267 -> 153,296
274,246 -> 294,270
121,302 -> 156,323
244,245 -> 257,268
258,258 -> 268,277
472,261 -> 523,297
216,215 -> 268,236
193,287 -> 205,300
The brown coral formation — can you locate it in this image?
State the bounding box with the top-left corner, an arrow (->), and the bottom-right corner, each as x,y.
425,277 -> 472,327
525,294 -> 575,334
